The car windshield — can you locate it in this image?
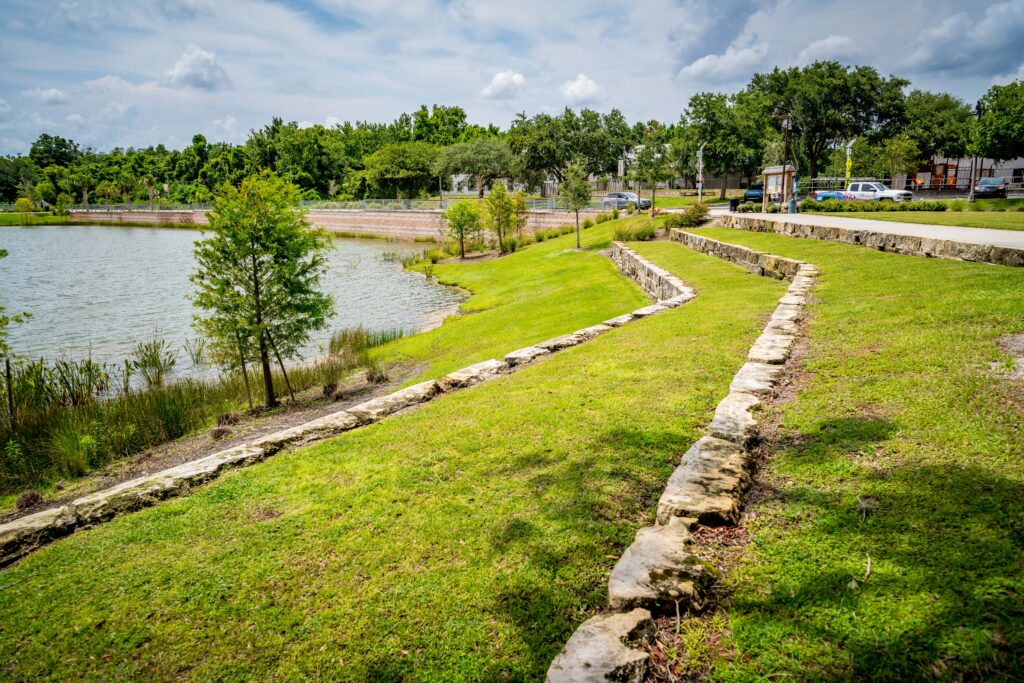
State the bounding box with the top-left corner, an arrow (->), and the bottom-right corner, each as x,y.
979,178 -> 1004,186
623,193 -> 638,200
750,183 -> 763,190
873,184 -> 890,191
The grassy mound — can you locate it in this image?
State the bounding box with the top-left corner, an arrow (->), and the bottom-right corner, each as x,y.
0,222 -> 784,680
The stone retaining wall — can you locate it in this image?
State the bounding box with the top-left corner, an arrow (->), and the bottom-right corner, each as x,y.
610,242 -> 690,300
70,209 -> 600,241
0,249 -> 695,568
547,233 -> 818,682
720,214 -> 1024,268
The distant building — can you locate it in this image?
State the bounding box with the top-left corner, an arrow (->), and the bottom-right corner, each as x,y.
897,156 -> 1024,193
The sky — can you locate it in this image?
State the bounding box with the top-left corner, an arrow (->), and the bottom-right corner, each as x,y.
0,0 -> 1022,155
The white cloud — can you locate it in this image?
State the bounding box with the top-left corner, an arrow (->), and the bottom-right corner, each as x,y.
163,43 -> 231,91
482,70 -> 525,99
0,99 -> 11,115
210,114 -> 239,140
66,113 -> 84,125
22,87 -> 69,105
560,73 -> 601,104
677,42 -> 768,83
795,35 -> 859,66
992,63 -> 1024,85
158,0 -> 213,20
325,115 -> 341,127
82,75 -> 137,93
97,102 -> 136,122
908,1 -> 1024,75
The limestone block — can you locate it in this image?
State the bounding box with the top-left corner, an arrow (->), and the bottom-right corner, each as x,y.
348,380 -> 441,418
504,345 -> 551,367
296,410 -> 363,436
608,517 -> 713,613
748,333 -> 795,365
764,318 -> 799,336
546,608 -> 653,683
439,360 -> 508,390
707,391 -> 760,445
574,324 -> 613,340
631,304 -> 668,318
772,304 -> 803,322
536,334 -> 585,351
72,474 -> 178,525
779,294 -> 806,306
656,437 -> 750,525
0,505 -> 77,566
730,362 -> 785,396
603,314 -> 636,327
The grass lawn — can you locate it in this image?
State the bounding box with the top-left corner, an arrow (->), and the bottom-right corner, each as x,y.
379,218 -> 648,382
842,210 -> 1024,231
666,228 -> 1024,680
0,222 -> 785,681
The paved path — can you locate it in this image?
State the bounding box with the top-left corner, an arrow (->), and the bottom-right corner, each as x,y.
738,212 -> 1024,250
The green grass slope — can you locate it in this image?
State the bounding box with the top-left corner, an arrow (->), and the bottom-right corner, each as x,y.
0,225 -> 784,681
676,228 -> 1024,681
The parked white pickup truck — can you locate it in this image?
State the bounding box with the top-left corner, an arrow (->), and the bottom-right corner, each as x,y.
813,182 -> 913,203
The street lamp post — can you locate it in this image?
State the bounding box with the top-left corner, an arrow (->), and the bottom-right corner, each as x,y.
696,142 -> 706,204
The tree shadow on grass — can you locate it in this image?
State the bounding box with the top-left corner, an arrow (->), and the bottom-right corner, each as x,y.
735,415 -> 1024,681
473,426 -> 694,678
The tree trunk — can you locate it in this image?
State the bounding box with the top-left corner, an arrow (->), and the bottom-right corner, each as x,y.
720,175 -> 727,199
575,210 -> 581,249
268,331 -> 295,403
251,253 -> 277,408
477,175 -> 484,198
651,184 -> 656,217
258,333 -> 277,408
459,231 -> 465,259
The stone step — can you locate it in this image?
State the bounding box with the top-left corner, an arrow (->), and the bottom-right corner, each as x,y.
608,517 -> 713,613
656,437 -> 751,525
706,391 -> 761,445
546,608 -> 653,683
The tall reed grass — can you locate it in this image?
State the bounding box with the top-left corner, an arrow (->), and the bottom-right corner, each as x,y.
0,331 -> 386,494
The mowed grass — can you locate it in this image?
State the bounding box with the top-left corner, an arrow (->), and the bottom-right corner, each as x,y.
0,223 -> 785,681
379,218 -> 651,381
677,228 -> 1024,680
843,210 -> 1024,231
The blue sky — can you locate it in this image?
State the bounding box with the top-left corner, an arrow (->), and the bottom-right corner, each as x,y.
0,0 -> 1022,154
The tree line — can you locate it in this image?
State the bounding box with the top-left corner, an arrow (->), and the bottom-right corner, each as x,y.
2,62 -> 1021,207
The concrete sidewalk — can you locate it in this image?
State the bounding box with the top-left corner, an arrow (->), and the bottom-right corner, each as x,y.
737,212 -> 1024,250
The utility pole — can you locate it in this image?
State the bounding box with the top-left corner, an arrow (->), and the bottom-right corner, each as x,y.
696,142 -> 706,204
780,117 -> 791,210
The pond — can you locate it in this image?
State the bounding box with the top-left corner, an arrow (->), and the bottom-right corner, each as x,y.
0,225 -> 460,378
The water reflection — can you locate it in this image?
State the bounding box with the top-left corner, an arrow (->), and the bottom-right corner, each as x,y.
0,225 -> 460,378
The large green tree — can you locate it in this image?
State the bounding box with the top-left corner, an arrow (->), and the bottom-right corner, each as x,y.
904,90 -> 974,159
975,81 -> 1024,161
191,172 -> 334,408
362,141 -> 439,199
432,137 -> 512,197
630,123 -> 673,212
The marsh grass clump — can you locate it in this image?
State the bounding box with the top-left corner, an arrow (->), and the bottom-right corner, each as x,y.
131,338 -> 176,388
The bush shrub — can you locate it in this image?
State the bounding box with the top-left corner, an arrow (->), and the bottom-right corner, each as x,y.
801,199 -> 946,213
611,208 -> 620,220
613,222 -> 658,241
736,201 -> 761,213
581,218 -> 594,230
666,202 -> 711,228
499,236 -> 518,253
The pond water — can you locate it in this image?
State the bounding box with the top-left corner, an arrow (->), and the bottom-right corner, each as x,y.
0,225 -> 460,378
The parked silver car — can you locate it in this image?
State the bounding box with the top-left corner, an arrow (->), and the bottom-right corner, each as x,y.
601,192 -> 651,210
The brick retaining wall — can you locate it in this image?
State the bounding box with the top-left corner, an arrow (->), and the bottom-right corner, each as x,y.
71,209 -> 600,241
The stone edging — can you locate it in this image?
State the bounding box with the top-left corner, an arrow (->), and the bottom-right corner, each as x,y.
720,213 -> 1024,268
0,244 -> 694,568
547,232 -> 818,682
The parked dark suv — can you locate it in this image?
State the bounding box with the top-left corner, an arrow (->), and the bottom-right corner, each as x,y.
743,183 -> 764,203
602,192 -> 651,210
974,177 -> 1008,199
